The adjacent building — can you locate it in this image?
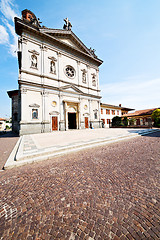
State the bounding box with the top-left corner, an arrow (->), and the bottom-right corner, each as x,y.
123,108 -> 159,127
100,103 -> 134,128
8,9 -> 103,135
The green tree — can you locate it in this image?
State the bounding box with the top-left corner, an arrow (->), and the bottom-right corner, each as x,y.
151,109 -> 160,127
122,116 -> 128,126
112,116 -> 122,127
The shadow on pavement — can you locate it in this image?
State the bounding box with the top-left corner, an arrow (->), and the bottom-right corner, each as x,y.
142,131 -> 160,138
0,131 -> 19,138
127,129 -> 160,137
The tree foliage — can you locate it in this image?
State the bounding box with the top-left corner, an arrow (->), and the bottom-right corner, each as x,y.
151,109 -> 160,127
112,116 -> 122,126
122,116 -> 128,126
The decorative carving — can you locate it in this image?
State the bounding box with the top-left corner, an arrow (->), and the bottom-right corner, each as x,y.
28,50 -> 40,55
91,73 -> 96,86
48,56 -> 57,61
84,105 -> 88,110
52,101 -> 57,107
50,61 -> 56,74
65,65 -> 75,78
63,17 -> 72,30
81,69 -> 87,83
41,90 -> 49,96
48,57 -> 57,74
40,45 -> 48,51
29,103 -> 40,108
28,50 -> 39,69
21,88 -> 27,94
83,113 -> 90,116
89,47 -> 97,58
19,36 -> 28,45
57,52 -> 62,57
31,55 -> 37,68
22,9 -> 42,28
49,111 -> 60,115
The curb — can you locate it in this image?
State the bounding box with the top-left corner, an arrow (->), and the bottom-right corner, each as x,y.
3,129 -> 160,169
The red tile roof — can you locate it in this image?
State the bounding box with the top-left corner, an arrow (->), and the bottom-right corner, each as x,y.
123,108 -> 159,117
0,118 -> 6,121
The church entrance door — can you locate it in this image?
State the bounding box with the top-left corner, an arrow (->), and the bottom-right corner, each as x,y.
52,116 -> 58,131
85,117 -> 89,128
68,113 -> 77,129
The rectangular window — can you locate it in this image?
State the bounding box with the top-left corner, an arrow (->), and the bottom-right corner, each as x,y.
106,109 -> 110,114
32,109 -> 38,119
101,108 -> 103,114
102,119 -> 105,124
112,110 -> 115,115
107,119 -> 110,124
117,110 -> 119,115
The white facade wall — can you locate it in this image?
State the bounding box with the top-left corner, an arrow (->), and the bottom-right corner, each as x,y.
101,106 -> 122,128
18,30 -> 102,135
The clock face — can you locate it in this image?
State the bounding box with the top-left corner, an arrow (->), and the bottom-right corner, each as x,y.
65,65 -> 75,78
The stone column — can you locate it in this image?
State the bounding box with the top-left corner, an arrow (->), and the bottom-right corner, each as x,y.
87,65 -> 90,94
96,68 -> 99,92
98,100 -> 102,128
20,87 -> 27,135
77,61 -> 80,86
59,94 -> 65,131
43,90 -> 50,133
57,52 -> 62,88
64,102 -> 68,130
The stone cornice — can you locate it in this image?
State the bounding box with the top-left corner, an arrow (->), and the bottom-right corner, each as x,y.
15,17 -> 103,66
18,80 -> 102,99
20,69 -> 101,92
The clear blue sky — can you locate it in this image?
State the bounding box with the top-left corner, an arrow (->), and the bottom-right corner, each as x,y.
0,0 -> 160,118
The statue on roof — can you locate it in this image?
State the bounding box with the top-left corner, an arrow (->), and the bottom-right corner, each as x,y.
63,17 -> 72,30
89,47 -> 97,58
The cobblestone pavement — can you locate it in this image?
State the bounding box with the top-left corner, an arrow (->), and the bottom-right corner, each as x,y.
0,132 -> 19,170
0,131 -> 160,240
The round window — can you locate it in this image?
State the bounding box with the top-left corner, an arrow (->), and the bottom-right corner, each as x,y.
52,101 -> 57,107
65,65 -> 75,78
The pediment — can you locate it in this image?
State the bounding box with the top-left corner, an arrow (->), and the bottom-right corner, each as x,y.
49,111 -> 60,115
29,103 -> 40,108
60,84 -> 83,94
40,29 -> 93,56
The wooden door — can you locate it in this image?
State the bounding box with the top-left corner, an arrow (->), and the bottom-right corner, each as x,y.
52,116 -> 58,131
85,117 -> 89,128
136,119 -> 140,126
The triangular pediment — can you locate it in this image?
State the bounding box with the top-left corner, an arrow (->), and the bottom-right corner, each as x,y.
60,84 -> 83,94
40,28 -> 93,56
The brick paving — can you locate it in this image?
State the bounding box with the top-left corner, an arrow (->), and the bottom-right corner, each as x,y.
0,131 -> 160,239
0,131 -> 19,170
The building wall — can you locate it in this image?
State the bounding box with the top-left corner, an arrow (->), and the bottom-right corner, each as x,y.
12,94 -> 19,133
101,106 -> 122,128
18,31 -> 101,135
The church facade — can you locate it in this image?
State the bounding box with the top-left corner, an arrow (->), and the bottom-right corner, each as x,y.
8,10 -> 103,135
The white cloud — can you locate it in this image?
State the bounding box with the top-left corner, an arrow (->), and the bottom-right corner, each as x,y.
0,0 -> 20,56
101,77 -> 160,110
0,0 -> 19,22
0,24 -> 9,44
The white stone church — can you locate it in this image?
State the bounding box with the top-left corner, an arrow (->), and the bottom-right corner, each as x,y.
8,9 -> 103,135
